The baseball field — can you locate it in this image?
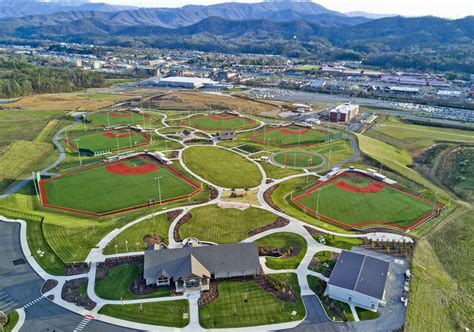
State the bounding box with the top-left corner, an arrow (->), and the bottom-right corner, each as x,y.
273,151 -> 325,168
39,154 -> 201,215
251,125 -> 327,147
180,113 -> 259,131
65,129 -> 150,153
293,171 -> 441,230
85,111 -> 152,127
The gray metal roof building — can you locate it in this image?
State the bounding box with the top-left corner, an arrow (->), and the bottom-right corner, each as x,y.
144,242 -> 260,281
328,250 -> 389,300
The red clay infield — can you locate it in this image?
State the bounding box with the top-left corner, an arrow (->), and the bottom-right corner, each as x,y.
209,114 -> 236,121
110,112 -> 133,117
335,180 -> 385,193
103,131 -> 135,138
105,162 -> 160,175
280,128 -> 310,135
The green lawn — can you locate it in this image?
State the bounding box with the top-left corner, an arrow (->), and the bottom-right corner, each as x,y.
183,146 -> 262,188
65,129 -> 149,153
179,205 -> 278,243
103,214 -> 172,255
356,307 -> 380,320
95,264 -> 171,300
294,172 -> 434,229
257,161 -> 303,179
200,273 -> 305,328
181,113 -> 258,131
256,232 -> 307,269
41,155 -> 200,214
309,251 -> 336,274
99,300 -> 189,328
251,126 -> 326,147
3,310 -> 19,332
273,151 -> 324,168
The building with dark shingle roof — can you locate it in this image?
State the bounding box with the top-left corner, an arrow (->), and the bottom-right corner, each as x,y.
325,250 -> 389,311
144,242 -> 261,292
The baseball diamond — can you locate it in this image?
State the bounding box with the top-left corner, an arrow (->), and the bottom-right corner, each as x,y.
39,154 -> 201,216
292,171 -> 444,230
250,125 -> 328,147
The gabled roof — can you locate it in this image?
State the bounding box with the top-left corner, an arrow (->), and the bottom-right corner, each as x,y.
328,250 -> 389,300
144,242 -> 260,280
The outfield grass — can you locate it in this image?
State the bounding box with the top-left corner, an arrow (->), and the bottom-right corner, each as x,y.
199,273 -> 305,328
273,151 -> 324,168
179,205 -> 278,243
0,140 -> 53,192
270,176 -> 354,234
295,172 -> 434,229
65,129 -> 149,153
103,214 -> 171,255
99,300 -> 189,328
86,111 -> 152,127
181,113 -> 258,131
95,264 -> 171,300
183,146 -> 262,188
256,233 -> 307,270
251,125 -> 326,147
41,155 -> 200,214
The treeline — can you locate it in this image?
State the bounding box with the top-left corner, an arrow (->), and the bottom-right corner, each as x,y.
0,59 -> 107,98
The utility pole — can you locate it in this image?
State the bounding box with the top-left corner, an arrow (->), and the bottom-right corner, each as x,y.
155,176 -> 163,204
74,139 -> 82,166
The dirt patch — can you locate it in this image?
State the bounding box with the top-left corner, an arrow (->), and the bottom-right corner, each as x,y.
61,278 -> 96,310
171,150 -> 179,158
248,216 -> 289,237
263,184 -> 282,212
42,279 -> 58,294
143,234 -> 164,246
105,162 -> 160,175
167,209 -> 183,222
173,212 -> 193,243
335,180 -> 384,193
65,262 -> 90,275
258,245 -> 300,259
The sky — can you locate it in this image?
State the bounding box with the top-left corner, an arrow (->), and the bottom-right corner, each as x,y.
90,0 -> 473,19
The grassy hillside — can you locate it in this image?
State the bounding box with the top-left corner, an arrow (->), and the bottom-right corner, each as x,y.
407,209 -> 473,331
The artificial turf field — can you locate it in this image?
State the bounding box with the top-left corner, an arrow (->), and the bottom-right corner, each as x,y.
65,129 -> 150,153
180,113 -> 258,131
39,154 -> 201,215
85,111 -> 152,127
251,125 -> 327,147
273,151 -> 324,168
293,171 -> 439,230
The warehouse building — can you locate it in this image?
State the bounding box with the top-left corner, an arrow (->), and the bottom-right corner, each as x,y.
156,76 -> 219,89
325,250 -> 389,312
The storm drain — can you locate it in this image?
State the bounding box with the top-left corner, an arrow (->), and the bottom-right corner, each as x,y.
12,258 -> 26,266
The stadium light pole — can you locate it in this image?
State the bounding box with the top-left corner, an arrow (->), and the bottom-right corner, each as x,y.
74,139 -> 82,166
316,188 -> 321,216
155,176 -> 163,204
107,111 -> 111,127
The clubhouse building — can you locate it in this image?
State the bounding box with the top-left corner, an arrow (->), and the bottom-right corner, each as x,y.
325,250 -> 389,311
144,242 -> 261,292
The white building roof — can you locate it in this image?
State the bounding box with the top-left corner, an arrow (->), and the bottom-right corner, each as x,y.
331,103 -> 358,115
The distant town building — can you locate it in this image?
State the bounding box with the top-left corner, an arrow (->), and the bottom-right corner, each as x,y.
156,76 -> 219,89
325,250 -> 389,312
329,103 -> 359,123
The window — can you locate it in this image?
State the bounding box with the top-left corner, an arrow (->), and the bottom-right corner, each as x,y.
157,276 -> 169,285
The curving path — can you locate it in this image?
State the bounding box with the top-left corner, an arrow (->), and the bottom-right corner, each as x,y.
0,109 -> 411,332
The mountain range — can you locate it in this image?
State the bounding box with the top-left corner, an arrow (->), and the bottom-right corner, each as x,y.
0,1 -> 472,73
